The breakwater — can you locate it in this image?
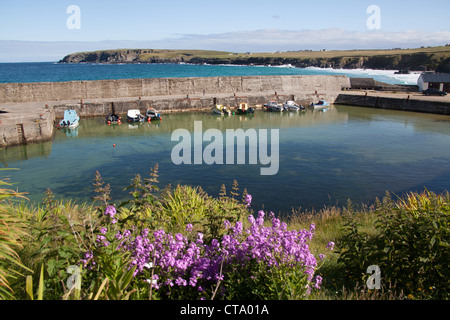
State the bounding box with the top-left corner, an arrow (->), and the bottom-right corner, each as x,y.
335,93 -> 450,115
0,75 -> 349,147
0,75 -> 349,103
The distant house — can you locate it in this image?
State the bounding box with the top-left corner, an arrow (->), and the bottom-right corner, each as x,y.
418,73 -> 450,92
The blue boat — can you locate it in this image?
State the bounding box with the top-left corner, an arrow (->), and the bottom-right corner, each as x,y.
58,109 -> 80,129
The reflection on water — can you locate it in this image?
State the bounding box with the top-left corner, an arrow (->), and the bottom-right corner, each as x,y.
1,106 -> 450,215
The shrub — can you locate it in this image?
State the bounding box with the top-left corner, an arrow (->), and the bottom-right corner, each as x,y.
337,191 -> 450,299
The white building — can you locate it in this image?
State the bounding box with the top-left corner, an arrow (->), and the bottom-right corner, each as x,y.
417,73 -> 450,92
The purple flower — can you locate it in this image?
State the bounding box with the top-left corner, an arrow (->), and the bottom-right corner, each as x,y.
186,224 -> 193,232
326,241 -> 335,251
105,205 -> 116,218
244,194 -> 252,207
314,275 -> 323,289
100,227 -> 107,234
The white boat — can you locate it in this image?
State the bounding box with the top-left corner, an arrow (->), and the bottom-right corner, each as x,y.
283,100 -> 304,111
311,100 -> 330,109
264,100 -> 283,112
58,109 -> 80,129
127,109 -> 145,123
212,104 -> 232,116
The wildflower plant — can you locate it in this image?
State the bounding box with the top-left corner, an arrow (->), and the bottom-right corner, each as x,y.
82,201 -> 325,300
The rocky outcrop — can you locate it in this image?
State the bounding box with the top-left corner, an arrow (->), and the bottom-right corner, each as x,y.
60,50 -> 144,63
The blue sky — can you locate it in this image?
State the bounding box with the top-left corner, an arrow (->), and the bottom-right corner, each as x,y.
1,0 -> 449,61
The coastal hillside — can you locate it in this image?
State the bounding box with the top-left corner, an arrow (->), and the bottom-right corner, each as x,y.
59,46 -> 450,72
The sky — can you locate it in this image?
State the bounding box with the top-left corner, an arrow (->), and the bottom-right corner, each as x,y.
0,0 -> 449,62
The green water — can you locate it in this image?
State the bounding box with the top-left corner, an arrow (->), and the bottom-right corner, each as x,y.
2,105 -> 450,215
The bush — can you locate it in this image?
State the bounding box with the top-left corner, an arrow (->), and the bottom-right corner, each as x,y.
337,191 -> 450,299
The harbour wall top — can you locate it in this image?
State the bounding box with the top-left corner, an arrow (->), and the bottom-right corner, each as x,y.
0,75 -> 350,103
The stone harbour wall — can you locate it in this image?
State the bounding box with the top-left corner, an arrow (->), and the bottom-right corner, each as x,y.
0,75 -> 350,103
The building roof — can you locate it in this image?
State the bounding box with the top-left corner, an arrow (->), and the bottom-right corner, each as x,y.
419,73 -> 450,83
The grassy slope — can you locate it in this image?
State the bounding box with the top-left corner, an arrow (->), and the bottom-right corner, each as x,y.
67,46 -> 450,62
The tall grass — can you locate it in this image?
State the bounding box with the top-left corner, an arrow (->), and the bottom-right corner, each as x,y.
0,171 -> 31,299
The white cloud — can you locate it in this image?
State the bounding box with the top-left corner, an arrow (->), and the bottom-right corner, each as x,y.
1,29 -> 449,62
164,29 -> 450,51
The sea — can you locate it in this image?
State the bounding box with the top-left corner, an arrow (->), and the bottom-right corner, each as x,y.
0,62 -> 421,85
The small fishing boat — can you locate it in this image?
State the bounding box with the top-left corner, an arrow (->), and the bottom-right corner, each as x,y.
283,100 -> 304,111
235,102 -> 255,114
58,109 -> 80,129
127,109 -> 145,123
310,100 -> 330,109
264,100 -> 283,112
145,108 -> 162,121
212,104 -> 232,116
105,113 -> 122,124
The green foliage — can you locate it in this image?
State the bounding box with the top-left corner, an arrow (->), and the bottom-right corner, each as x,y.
201,181 -> 248,244
224,261 -> 311,300
157,184 -> 209,234
14,189 -> 98,300
117,165 -> 160,232
88,246 -> 137,300
337,191 -> 450,299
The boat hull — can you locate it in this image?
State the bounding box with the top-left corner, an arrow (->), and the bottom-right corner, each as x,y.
58,109 -> 80,129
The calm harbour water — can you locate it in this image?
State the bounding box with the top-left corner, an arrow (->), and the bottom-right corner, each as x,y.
2,106 -> 449,215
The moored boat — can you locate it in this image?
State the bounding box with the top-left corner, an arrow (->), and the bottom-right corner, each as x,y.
58,109 -> 80,129
283,100 -> 304,111
105,113 -> 122,124
310,100 -> 330,109
235,102 -> 255,114
127,109 -> 145,123
145,108 -> 162,121
212,104 -> 232,116
264,100 -> 283,112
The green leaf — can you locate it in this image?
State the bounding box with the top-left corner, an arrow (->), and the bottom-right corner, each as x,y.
26,275 -> 34,300
37,264 -> 44,300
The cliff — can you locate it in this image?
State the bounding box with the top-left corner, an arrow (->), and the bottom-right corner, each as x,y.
59,47 -> 450,72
